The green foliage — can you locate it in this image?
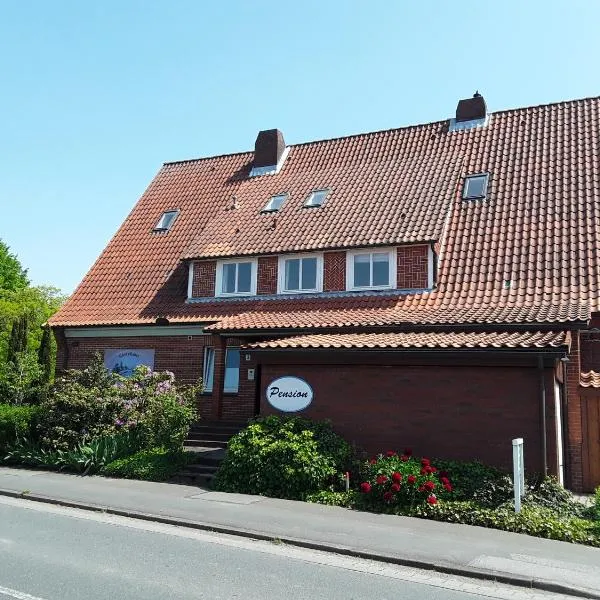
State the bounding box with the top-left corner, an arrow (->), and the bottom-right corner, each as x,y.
3,431 -> 138,474
306,490 -> 357,507
433,459 -> 508,503
213,416 -> 353,500
0,352 -> 44,405
594,487 -> 600,521
410,501 -> 599,547
102,447 -> 190,481
36,354 -> 197,452
523,476 -> 586,518
37,326 -> 53,384
7,315 -> 28,363
0,404 -> 40,449
0,241 -> 28,292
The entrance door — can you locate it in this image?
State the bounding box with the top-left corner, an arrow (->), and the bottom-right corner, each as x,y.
583,395 -> 600,490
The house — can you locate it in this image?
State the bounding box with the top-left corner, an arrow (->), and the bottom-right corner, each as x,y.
49,93 -> 600,492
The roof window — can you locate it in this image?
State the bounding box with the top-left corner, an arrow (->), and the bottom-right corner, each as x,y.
153,210 -> 179,231
304,189 -> 329,208
262,193 -> 288,213
462,174 -> 489,200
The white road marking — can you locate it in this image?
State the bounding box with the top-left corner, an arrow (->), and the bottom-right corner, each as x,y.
0,495 -> 573,600
0,585 -> 48,600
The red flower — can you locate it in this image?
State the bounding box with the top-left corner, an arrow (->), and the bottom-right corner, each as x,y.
391,483 -> 401,492
420,468 -> 427,475
369,458 -> 377,465
444,483 -> 453,492
376,475 -> 388,485
439,470 -> 449,479
360,482 -> 372,493
391,472 -> 402,483
400,455 -> 409,462
421,458 -> 430,467
386,450 -> 397,457
427,494 -> 438,505
407,474 -> 417,484
404,448 -> 413,457
383,491 -> 394,502
424,480 -> 435,492
424,465 -> 433,474
418,485 -> 425,492
440,476 -> 450,485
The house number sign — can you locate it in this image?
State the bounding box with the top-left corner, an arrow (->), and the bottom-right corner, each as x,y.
266,376 -> 313,412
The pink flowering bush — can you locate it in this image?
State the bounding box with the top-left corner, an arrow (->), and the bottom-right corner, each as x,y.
357,449 -> 452,511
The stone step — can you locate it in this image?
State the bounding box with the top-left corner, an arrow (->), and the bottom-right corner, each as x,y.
186,431 -> 233,442
185,439 -> 228,449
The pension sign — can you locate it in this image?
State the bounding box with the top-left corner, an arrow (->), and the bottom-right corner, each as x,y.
266,376 -> 313,412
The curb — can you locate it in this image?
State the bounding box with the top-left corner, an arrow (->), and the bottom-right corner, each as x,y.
1,487 -> 599,600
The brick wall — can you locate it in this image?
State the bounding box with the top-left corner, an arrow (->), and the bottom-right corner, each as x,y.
579,330 -> 600,371
260,363 -> 554,474
191,260 -> 217,297
323,251 -> 346,291
257,256 -> 278,295
565,330 -> 585,491
397,245 -> 429,289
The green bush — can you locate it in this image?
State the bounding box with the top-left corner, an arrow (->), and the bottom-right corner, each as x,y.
36,355 -> 198,452
0,404 -> 40,449
411,501 -> 600,547
306,490 -> 357,507
213,416 -> 353,500
594,487 -> 600,522
102,448 -> 190,481
523,476 -> 586,518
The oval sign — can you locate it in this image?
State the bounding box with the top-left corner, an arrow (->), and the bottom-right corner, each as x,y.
266,376 -> 313,412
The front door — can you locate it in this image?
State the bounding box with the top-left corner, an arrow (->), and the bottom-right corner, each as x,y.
582,395 -> 600,491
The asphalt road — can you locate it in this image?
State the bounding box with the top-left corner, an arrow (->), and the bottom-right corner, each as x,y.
0,496 -> 573,600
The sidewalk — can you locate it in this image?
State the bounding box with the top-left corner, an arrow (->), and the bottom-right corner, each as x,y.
1,466 -> 599,598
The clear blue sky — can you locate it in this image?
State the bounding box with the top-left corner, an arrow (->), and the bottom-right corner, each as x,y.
1,0 -> 598,294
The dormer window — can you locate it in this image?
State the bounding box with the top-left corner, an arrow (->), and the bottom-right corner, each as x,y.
463,174 -> 489,200
216,258 -> 257,296
153,210 -> 179,231
262,194 -> 288,213
304,189 -> 329,208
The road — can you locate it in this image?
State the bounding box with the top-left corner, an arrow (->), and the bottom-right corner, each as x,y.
0,495 -> 574,600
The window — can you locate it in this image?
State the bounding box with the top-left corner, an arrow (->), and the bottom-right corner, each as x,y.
216,259 -> 257,296
304,189 -> 329,208
278,254 -> 322,293
262,193 -> 288,213
203,347 -> 215,392
462,174 -> 489,200
347,249 -> 395,290
153,210 -> 179,231
224,348 -> 240,393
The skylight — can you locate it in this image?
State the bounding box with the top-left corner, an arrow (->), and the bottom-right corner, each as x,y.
304,189 -> 329,208
462,174 -> 489,200
153,210 -> 179,231
262,193 -> 288,213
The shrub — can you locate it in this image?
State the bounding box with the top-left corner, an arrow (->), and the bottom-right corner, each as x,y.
102,448 -> 190,481
306,490 -> 357,507
594,487 -> 600,522
0,404 -> 40,449
523,476 -> 586,518
411,501 -> 600,547
356,450 -> 452,510
213,416 -> 353,500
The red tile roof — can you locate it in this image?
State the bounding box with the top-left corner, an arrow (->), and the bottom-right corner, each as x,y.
580,371 -> 600,388
50,96 -> 600,330
248,330 -> 569,350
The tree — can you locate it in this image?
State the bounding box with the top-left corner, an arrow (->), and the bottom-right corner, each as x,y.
38,325 -> 53,384
0,241 -> 28,292
7,314 -> 28,364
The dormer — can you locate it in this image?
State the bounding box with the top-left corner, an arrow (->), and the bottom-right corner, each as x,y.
249,129 -> 289,177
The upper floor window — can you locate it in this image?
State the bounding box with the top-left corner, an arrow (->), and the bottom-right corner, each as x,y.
462,173 -> 489,200
153,210 -> 179,231
278,254 -> 322,293
346,248 -> 395,291
216,259 -> 257,296
262,193 -> 288,213
304,189 -> 329,208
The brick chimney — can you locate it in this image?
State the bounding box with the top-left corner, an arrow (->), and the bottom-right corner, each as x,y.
456,92 -> 487,122
254,129 -> 286,168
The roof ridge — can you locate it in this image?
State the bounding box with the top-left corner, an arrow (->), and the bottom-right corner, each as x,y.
162,94 -> 600,167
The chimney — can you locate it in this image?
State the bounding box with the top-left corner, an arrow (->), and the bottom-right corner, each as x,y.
455,91 -> 487,122
254,129 -> 285,168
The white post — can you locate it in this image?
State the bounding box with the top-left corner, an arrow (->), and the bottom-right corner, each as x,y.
345,471 -> 350,493
512,438 -> 525,513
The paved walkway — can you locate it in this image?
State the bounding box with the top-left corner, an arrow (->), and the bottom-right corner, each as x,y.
0,467 -> 598,598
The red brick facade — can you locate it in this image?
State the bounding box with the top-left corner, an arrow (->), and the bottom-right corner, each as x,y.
323,251 -> 346,292
191,260 -> 216,297
257,256 -> 278,295
397,245 -> 429,289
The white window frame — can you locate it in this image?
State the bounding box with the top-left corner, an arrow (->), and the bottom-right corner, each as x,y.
224,347 -> 241,393
203,347 -> 215,393
153,209 -> 179,231
262,193 -> 288,213
462,173 -> 489,200
277,253 -> 323,294
346,247 -> 396,291
215,258 -> 257,296
304,189 -> 329,208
